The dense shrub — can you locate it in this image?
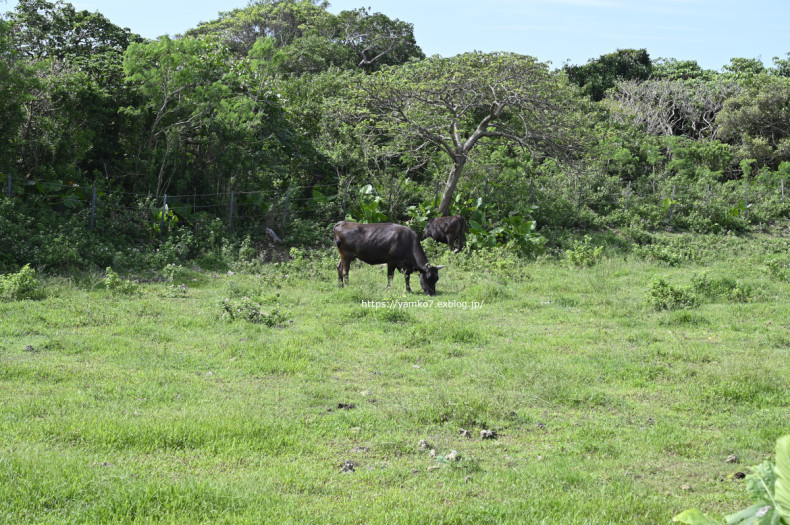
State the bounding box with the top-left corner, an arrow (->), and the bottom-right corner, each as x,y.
565,235 -> 604,267
0,264 -> 44,301
102,267 -> 138,295
221,297 -> 286,326
648,277 -> 699,310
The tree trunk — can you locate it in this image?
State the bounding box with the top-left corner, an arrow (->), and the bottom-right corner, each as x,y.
437,156 -> 466,216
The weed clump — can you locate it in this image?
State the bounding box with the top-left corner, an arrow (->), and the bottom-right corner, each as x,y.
221,297 -> 286,326
765,257 -> 790,281
691,273 -> 755,303
648,277 -> 699,310
102,267 -> 138,295
0,264 -> 44,301
565,235 -> 604,267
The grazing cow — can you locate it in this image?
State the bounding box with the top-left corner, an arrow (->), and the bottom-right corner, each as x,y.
422,215 -> 467,252
333,221 -> 445,295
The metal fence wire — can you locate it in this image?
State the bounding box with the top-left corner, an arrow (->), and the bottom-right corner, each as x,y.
3,174 -> 788,237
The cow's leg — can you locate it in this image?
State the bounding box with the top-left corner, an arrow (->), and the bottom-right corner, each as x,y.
404,270 -> 412,293
387,264 -> 395,289
457,227 -> 465,252
337,255 -> 351,287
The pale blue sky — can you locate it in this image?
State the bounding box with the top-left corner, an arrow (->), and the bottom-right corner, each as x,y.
3,0 -> 789,70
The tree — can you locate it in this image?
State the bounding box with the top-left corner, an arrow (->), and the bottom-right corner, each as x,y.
564,48 -> 652,101
186,1 -> 423,76
123,35 -> 242,193
772,53 -> 790,78
330,7 -> 423,72
715,74 -> 790,169
722,57 -> 765,79
605,78 -> 741,140
123,35 -> 308,195
651,58 -> 716,82
185,0 -> 330,57
5,0 -> 142,183
8,0 -> 141,84
343,52 -> 580,215
0,19 -> 37,177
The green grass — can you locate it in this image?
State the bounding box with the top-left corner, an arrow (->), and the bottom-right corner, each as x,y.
1,231 -> 789,524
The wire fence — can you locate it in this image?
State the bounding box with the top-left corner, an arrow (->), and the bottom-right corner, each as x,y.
3,173 -> 789,238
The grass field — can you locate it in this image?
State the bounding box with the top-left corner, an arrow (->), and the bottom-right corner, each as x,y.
1,231 -> 789,524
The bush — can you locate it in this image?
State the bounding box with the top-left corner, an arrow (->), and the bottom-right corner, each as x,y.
631,235 -> 704,266
220,297 -> 286,326
766,257 -> 790,281
648,277 -> 699,310
565,235 -> 604,267
102,267 -> 138,295
691,273 -> 755,303
0,264 -> 44,301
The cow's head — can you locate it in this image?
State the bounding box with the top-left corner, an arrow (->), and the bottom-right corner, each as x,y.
418,264 -> 445,296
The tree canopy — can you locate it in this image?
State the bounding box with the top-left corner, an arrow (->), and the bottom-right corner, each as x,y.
1,0 -> 789,245
563,48 -> 652,101
342,52 -> 581,214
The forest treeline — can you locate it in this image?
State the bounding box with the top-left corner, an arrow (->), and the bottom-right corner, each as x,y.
1,0 -> 790,271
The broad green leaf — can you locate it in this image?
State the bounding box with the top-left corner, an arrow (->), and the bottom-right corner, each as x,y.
673,508 -> 722,525
775,435 -> 790,521
746,461 -> 777,503
725,503 -> 772,524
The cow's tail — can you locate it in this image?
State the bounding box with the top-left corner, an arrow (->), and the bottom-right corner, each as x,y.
458,215 -> 467,250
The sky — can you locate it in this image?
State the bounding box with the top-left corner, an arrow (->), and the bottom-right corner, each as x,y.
3,0 -> 789,70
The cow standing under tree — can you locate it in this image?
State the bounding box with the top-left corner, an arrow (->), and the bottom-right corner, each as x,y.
422,215 -> 467,253
333,221 -> 445,295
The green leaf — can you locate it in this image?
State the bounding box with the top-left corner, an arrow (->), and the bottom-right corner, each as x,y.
672,508 -> 722,525
725,503 -> 772,524
468,220 -> 484,233
775,435 -> 790,521
63,193 -> 80,209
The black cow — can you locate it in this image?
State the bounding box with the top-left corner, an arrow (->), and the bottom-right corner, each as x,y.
333,221 -> 445,295
422,215 -> 467,252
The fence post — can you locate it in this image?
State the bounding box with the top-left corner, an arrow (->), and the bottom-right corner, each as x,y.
281,185 -> 291,234
745,180 -> 749,219
90,186 -> 96,232
706,184 -> 710,216
668,184 -> 676,225
782,179 -> 785,204
529,179 -> 534,204
6,175 -> 10,198
434,179 -> 440,207
625,181 -> 631,212
160,194 -> 167,238
228,191 -> 234,233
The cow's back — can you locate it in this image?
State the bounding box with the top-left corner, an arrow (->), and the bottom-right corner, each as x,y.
424,215 -> 465,243
334,221 -> 420,267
